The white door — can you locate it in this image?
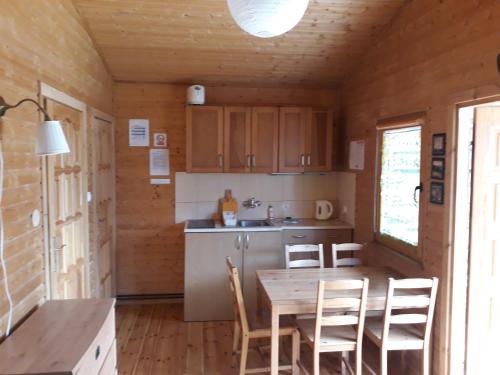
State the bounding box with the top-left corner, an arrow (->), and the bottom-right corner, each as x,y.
466,106 -> 500,373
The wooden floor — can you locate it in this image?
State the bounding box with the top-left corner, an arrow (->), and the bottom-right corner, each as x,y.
116,303 -> 402,375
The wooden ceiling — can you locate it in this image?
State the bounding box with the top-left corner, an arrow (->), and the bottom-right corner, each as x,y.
72,0 -> 407,87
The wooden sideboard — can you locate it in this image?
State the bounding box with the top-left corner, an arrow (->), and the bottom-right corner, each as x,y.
0,299 -> 116,375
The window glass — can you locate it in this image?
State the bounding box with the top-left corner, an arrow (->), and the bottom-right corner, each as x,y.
379,126 -> 421,246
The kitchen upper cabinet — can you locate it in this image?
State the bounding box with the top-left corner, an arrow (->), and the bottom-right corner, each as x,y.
224,107 -> 252,172
251,107 -> 279,173
186,106 -> 224,172
306,109 -> 334,172
279,107 -> 308,173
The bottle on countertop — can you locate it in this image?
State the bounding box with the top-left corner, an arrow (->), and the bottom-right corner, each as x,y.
267,205 -> 274,220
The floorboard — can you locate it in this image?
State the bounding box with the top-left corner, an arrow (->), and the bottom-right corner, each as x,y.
115,302 -> 403,374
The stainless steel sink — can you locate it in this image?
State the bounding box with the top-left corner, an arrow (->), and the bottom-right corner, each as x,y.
238,219 -> 271,227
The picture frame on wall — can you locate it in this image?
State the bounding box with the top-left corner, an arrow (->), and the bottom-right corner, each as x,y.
430,182 -> 445,205
431,158 -> 445,180
432,133 -> 446,156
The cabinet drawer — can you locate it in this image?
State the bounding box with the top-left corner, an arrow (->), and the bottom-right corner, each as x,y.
317,229 -> 353,244
283,230 -> 316,244
98,340 -> 117,375
76,307 -> 116,375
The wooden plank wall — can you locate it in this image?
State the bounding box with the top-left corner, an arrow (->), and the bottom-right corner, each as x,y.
0,0 -> 112,337
340,0 -> 500,374
113,83 -> 337,295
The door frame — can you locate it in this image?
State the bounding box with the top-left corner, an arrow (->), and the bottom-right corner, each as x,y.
88,108 -> 116,297
443,85 -> 500,375
39,81 -> 90,300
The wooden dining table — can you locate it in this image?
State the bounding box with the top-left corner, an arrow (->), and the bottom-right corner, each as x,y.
256,266 -> 401,375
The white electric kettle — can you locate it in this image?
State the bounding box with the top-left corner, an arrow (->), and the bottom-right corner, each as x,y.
315,200 -> 333,220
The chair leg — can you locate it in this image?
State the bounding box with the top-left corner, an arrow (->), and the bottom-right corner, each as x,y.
380,348 -> 388,375
232,321 -> 240,367
313,348 -> 320,375
356,346 -> 362,375
291,329 -> 300,375
341,351 -> 348,375
422,346 -> 430,375
239,334 -> 249,375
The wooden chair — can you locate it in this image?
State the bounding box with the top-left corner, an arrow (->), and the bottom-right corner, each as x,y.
226,257 -> 300,374
364,277 -> 439,375
296,278 -> 370,375
332,243 -> 363,268
285,244 -> 324,269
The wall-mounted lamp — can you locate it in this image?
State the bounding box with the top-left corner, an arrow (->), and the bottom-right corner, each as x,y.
0,96 -> 70,155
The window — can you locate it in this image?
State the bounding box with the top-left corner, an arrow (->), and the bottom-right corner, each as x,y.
376,122 -> 423,258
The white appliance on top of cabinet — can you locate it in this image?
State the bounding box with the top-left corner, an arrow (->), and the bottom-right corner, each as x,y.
184,231 -> 283,321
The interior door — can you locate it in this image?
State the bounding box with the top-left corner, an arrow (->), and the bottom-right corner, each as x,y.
251,107 -> 279,173
186,106 -> 223,172
306,109 -> 333,172
224,106 -> 251,172
467,106 -> 500,373
44,98 -> 89,300
279,107 -> 307,173
90,111 -> 115,297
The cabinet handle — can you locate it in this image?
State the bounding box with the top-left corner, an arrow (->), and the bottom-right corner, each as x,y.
292,235 -> 306,239
235,235 -> 242,250
246,155 -> 251,168
252,154 -> 256,168
245,234 -> 250,249
300,154 -> 305,167
218,154 -> 223,168
307,154 -> 311,166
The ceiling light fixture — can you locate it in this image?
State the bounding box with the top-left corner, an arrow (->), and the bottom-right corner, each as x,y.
227,0 -> 310,38
0,96 -> 70,156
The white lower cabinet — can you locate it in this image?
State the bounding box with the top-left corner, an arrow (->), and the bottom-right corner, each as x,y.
184,231 -> 282,321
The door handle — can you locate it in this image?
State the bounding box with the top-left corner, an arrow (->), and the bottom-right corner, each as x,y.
218,154 -> 223,168
300,154 -> 305,167
54,244 -> 67,251
235,235 -> 242,250
247,155 -> 251,168
307,154 -> 311,166
252,154 -> 256,168
414,183 -> 423,204
292,235 -> 306,239
245,234 -> 250,249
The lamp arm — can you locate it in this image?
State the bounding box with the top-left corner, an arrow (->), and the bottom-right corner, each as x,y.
0,96 -> 51,121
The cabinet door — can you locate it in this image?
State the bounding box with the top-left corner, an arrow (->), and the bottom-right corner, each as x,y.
306,109 -> 334,172
243,231 -> 283,315
186,106 -> 224,172
251,107 -> 279,173
224,107 -> 252,172
184,233 -> 243,321
279,107 -> 308,173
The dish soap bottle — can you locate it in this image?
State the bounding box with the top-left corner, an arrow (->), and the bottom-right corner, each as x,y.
267,205 -> 274,220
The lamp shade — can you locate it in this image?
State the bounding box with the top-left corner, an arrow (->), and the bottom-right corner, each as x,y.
227,0 -> 309,38
36,120 -> 70,156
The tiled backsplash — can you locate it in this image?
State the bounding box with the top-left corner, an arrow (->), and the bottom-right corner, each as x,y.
175,172 -> 356,225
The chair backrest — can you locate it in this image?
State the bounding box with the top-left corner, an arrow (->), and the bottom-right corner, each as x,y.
314,278 -> 370,352
332,243 -> 363,268
285,244 -> 324,269
381,277 -> 439,345
226,257 -> 249,334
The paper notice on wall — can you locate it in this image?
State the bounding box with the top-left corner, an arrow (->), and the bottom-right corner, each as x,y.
349,140 -> 365,170
129,119 -> 150,146
150,149 -> 169,176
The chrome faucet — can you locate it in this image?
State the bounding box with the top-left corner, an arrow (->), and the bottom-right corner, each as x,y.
243,197 -> 261,209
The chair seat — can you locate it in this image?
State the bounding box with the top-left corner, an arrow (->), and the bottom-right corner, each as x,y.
364,318 -> 425,350
296,318 -> 358,352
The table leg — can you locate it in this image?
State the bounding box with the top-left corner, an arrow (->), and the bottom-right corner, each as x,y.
271,304 -> 280,375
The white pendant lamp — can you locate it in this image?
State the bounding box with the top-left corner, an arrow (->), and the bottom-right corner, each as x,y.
0,97 -> 70,156
227,0 -> 310,38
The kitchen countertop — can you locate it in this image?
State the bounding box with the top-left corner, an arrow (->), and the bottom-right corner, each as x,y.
184,218 -> 353,233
